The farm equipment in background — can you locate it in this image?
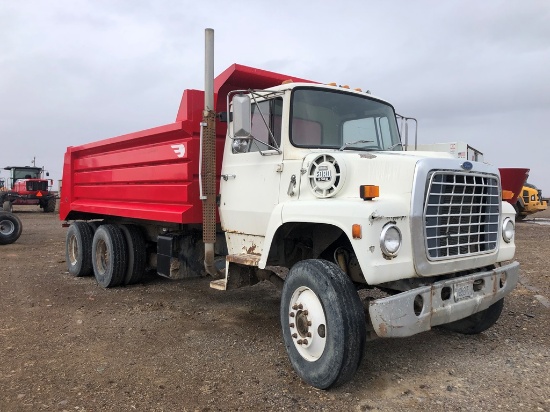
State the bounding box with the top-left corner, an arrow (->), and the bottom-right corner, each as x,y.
399,121 -> 536,220
1,166 -> 56,213
515,182 -> 548,220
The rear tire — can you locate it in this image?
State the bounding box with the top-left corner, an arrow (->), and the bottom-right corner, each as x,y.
92,224 -> 127,288
3,200 -> 13,213
514,201 -> 526,221
0,212 -> 23,245
120,224 -> 146,285
66,222 -> 94,277
440,298 -> 504,335
280,259 -> 366,389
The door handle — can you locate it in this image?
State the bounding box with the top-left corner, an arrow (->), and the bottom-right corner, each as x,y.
287,174 -> 297,197
222,174 -> 236,181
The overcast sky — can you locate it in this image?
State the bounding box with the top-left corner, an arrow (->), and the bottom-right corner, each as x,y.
1,0 -> 549,195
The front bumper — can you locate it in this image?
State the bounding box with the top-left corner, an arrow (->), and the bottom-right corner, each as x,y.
369,261 -> 519,338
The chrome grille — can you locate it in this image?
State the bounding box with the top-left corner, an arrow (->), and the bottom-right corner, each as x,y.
424,172 -> 500,260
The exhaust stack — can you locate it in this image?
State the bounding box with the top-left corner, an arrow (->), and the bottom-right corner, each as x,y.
202,28 -> 219,277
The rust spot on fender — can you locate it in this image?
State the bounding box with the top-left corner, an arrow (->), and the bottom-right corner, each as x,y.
378,323 -> 387,337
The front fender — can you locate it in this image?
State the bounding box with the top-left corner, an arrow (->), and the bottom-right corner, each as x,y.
259,197 -> 416,285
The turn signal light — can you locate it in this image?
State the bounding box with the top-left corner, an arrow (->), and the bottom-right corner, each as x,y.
502,190 -> 514,200
352,224 -> 362,239
360,185 -> 379,200
282,79 -> 293,84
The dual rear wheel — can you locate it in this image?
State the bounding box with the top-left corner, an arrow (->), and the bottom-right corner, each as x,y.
66,221 -> 146,287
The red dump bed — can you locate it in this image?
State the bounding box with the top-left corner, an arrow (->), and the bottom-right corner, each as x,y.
59,64 -> 313,223
499,167 -> 529,205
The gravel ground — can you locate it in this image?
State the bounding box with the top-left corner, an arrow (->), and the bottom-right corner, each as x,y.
1,206 -> 549,411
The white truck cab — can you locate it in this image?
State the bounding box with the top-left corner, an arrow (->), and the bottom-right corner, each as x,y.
214,81 -> 519,389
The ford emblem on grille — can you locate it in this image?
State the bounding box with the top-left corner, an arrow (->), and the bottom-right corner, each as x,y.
461,161 -> 473,171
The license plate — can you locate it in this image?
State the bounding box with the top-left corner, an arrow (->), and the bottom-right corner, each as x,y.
454,282 -> 474,302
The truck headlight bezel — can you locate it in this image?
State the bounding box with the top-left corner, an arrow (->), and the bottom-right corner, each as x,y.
502,217 -> 515,243
380,223 -> 402,257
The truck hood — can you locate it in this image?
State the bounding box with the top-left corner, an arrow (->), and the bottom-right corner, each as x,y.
298,149 -> 465,201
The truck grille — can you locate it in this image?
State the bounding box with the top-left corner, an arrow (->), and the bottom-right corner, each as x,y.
424,172 -> 500,260
26,181 -> 48,191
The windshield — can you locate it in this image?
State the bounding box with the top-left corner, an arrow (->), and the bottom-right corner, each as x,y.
290,87 -> 401,151
12,168 -> 41,180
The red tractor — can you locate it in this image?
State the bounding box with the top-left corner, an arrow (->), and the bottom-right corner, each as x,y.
1,166 -> 56,213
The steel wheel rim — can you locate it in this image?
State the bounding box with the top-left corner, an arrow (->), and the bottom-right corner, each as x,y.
0,219 -> 15,236
288,286 -> 327,361
95,239 -> 109,275
68,234 -> 78,265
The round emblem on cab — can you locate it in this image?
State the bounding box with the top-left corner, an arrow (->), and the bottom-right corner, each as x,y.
461,161 -> 473,171
307,154 -> 346,198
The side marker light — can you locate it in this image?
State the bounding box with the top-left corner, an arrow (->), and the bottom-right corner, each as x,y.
360,185 -> 379,201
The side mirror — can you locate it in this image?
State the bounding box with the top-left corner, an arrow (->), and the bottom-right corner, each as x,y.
232,94 -> 252,138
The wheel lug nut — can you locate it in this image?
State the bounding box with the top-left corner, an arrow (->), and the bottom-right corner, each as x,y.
302,339 -> 308,345
307,321 -> 312,326
303,310 -> 308,316
289,312 -> 295,318
292,333 -> 297,338
307,332 -> 312,337
292,304 -> 298,310
298,304 -> 303,309
289,323 -> 295,328
297,339 -> 303,344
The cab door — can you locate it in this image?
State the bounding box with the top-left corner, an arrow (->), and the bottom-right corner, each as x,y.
218,98 -> 283,237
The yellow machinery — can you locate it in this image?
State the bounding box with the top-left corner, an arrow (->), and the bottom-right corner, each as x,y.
515,183 -> 547,219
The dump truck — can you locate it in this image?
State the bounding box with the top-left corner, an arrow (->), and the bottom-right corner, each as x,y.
59,29 -> 519,389
1,165 -> 56,213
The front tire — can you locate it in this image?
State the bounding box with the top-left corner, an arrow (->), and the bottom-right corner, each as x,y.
280,259 -> 366,389
44,197 -> 56,213
66,222 -> 94,277
92,224 -> 128,288
440,298 -> 504,335
0,212 -> 23,245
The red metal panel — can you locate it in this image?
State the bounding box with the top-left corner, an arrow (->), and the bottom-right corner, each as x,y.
73,163 -> 192,185
73,182 -> 194,203
68,200 -> 199,223
499,168 -> 530,204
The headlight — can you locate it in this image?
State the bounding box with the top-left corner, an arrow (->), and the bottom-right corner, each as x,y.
502,217 -> 514,243
380,223 -> 402,257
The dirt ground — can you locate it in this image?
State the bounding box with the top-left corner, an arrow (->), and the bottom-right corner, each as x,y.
1,206 -> 549,412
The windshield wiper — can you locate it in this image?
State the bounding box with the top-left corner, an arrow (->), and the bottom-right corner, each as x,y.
339,140 -> 374,151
